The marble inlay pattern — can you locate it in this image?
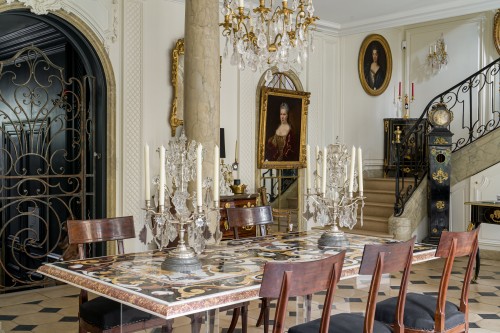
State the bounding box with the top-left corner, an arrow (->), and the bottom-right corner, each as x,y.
38,231 -> 436,319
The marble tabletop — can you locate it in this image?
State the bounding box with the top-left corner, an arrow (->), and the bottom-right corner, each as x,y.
37,230 -> 436,319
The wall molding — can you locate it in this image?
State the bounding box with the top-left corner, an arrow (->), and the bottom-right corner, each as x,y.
122,1 -> 143,239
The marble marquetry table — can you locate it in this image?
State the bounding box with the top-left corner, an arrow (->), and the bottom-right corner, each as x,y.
38,230 -> 436,321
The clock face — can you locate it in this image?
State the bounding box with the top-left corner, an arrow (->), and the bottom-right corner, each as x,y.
429,104 -> 453,127
433,110 -> 450,126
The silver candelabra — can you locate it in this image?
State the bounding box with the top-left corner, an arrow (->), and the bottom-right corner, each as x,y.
304,141 -> 365,247
144,133 -> 221,272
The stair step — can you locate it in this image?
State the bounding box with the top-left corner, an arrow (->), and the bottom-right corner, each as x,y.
358,216 -> 389,232
361,202 -> 394,218
364,177 -> 415,193
363,177 -> 398,192
363,190 -> 396,204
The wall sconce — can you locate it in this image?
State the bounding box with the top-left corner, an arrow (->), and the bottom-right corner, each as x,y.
427,34 -> 448,73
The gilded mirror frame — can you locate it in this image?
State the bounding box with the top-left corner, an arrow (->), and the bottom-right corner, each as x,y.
169,38 -> 184,136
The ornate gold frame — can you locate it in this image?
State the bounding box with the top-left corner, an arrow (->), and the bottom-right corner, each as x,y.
257,87 -> 310,169
358,34 -> 392,96
494,9 -> 500,55
169,38 -> 184,136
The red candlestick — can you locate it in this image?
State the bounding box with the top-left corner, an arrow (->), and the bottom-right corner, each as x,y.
398,82 -> 401,98
411,83 -> 414,99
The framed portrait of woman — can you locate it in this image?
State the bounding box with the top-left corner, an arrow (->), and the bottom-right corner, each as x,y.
358,34 -> 392,96
257,87 -> 310,169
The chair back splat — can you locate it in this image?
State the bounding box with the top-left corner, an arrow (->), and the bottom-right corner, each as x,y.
260,251 -> 346,333
360,237 -> 415,333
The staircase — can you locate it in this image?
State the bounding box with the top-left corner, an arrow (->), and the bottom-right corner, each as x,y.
341,177 -> 396,238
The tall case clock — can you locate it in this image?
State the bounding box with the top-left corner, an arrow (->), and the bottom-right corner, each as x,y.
426,102 -> 453,244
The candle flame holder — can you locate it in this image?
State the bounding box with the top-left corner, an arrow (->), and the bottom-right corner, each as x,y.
144,133 -> 221,273
304,141 -> 365,247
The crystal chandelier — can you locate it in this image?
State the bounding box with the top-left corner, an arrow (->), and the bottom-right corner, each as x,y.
220,0 -> 318,79
427,34 -> 448,73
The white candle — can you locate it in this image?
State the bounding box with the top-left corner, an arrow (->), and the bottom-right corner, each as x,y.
159,145 -> 166,206
144,144 -> 150,201
235,140 -> 239,162
348,146 -> 356,193
196,143 -> 203,207
306,145 -> 311,190
321,147 -> 327,195
315,145 -> 320,189
239,0 -> 244,7
358,147 -> 363,193
214,145 -> 220,202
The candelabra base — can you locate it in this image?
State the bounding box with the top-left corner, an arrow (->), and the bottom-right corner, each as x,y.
161,249 -> 202,273
318,231 -> 350,248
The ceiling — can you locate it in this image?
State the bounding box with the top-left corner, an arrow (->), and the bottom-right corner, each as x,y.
0,1 -> 497,39
312,0 -> 499,34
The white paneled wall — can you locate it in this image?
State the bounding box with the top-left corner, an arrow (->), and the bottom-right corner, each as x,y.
340,29 -> 404,171
53,0 -> 498,251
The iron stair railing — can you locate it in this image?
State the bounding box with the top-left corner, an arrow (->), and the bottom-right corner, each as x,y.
394,57 -> 500,216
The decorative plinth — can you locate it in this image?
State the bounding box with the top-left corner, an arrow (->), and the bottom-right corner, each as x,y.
318,231 -> 349,248
161,252 -> 202,273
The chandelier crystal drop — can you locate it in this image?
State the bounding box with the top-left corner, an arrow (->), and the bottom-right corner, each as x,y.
220,0 -> 318,79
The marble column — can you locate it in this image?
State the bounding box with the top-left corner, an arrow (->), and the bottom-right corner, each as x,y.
184,0 -> 220,238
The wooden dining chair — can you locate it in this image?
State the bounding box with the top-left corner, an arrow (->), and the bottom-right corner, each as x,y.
220,205 -> 274,333
259,250 -> 346,333
289,237 -> 416,333
374,228 -> 479,333
67,216 -> 172,333
226,205 -> 274,239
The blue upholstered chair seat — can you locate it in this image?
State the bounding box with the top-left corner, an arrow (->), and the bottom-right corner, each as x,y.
375,293 -> 465,331
288,313 -> 392,333
80,296 -> 156,329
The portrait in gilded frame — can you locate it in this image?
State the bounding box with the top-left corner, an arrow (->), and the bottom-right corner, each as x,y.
358,34 -> 392,96
258,87 -> 310,169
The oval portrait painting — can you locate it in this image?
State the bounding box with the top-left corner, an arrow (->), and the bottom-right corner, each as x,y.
358,34 -> 392,96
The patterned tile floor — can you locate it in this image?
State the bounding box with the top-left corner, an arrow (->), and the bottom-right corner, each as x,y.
0,257 -> 499,332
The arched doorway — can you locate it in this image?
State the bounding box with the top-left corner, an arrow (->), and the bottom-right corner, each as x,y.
0,8 -> 111,292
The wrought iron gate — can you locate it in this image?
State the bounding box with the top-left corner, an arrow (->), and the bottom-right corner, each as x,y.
0,45 -> 96,292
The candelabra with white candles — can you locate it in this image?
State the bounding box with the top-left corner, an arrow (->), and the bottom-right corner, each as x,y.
143,132 -> 221,272
304,141 -> 364,247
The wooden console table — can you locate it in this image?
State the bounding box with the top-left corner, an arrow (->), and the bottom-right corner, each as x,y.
464,201 -> 500,281
219,193 -> 259,239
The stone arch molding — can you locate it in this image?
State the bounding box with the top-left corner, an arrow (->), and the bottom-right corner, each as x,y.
1,0 -> 119,218
5,0 -> 119,51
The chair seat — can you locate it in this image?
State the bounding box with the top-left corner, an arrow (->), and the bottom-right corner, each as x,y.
80,296 -> 156,329
289,313 -> 392,333
375,293 -> 465,331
